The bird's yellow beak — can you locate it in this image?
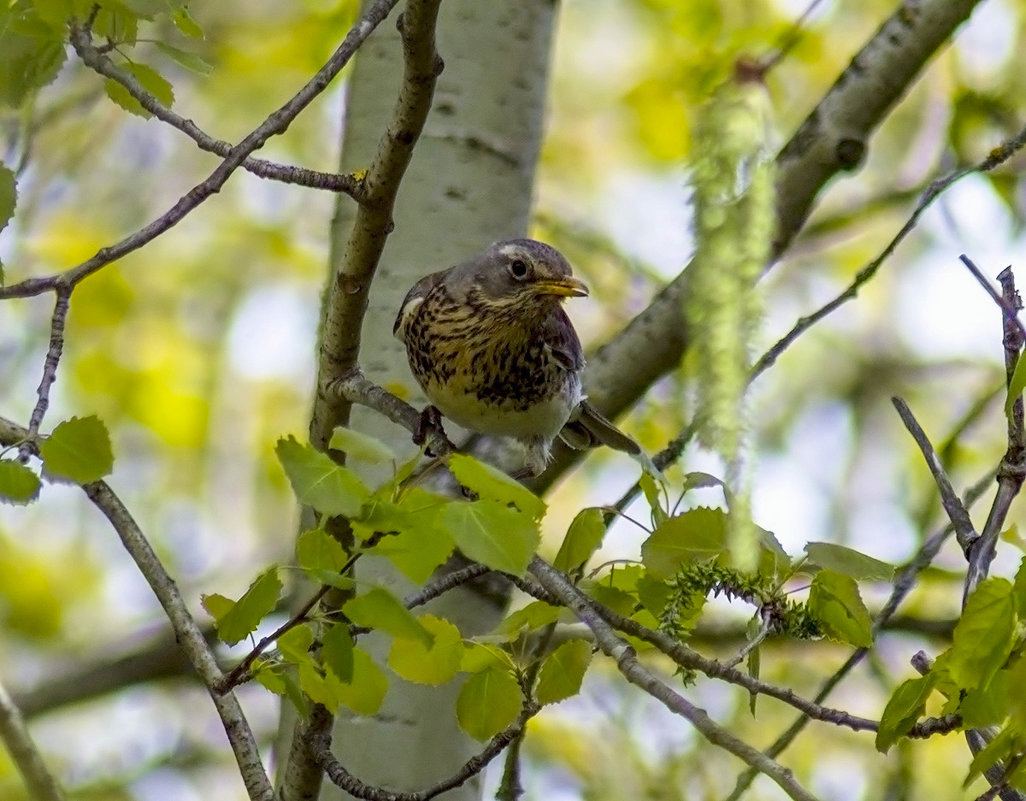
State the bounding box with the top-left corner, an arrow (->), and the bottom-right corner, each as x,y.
532,276 -> 589,298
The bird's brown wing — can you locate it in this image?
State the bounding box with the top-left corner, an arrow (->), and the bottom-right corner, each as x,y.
393,269 -> 447,341
540,307 -> 585,372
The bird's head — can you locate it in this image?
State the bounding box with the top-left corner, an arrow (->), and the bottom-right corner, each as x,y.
453,239 -> 589,307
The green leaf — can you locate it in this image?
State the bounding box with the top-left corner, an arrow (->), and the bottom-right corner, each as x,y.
0,161 -> 15,233
322,623 -> 354,683
461,641 -> 513,673
966,727 -> 1022,789
498,600 -> 561,639
389,614 -> 463,685
296,528 -> 349,573
103,62 -> 174,118
329,426 -> 396,463
0,36 -> 66,107
456,666 -> 521,740
39,415 -> 114,484
876,674 -> 936,752
640,507 -> 727,578
298,662 -> 335,709
535,639 -> 593,705
441,499 -> 539,576
804,542 -> 895,581
948,578 -> 1015,692
553,508 -> 606,572
277,624 -> 315,664
275,436 -> 370,517
808,570 -> 873,647
203,568 -> 282,645
171,7 -> 204,38
1008,351 -> 1026,419
0,459 -> 41,505
254,663 -> 287,695
154,42 -> 213,75
960,669 -> 1010,728
1013,555 -> 1026,618
343,587 -> 432,647
447,454 -> 546,519
639,470 -> 667,526
333,648 -> 388,715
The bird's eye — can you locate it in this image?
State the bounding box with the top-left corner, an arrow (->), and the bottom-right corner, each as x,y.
509,259 -> 529,279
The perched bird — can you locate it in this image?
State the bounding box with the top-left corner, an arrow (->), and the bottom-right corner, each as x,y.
393,238 -> 641,477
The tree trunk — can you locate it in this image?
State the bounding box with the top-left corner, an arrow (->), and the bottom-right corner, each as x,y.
287,2 -> 560,798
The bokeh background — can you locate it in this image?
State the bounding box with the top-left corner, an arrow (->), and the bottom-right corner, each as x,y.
2,0 -> 1025,798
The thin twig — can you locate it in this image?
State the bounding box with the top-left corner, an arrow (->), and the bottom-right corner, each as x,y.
20,286 -> 71,460
725,471 -> 994,800
0,415 -> 274,801
0,0 -> 401,301
69,27 -> 364,199
311,702 -> 539,801
527,557 -> 822,801
0,676 -> 65,801
892,396 -> 978,553
965,265 -> 1026,600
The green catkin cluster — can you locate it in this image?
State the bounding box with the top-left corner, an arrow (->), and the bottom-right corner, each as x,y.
685,71 -> 775,570
658,562 -> 821,643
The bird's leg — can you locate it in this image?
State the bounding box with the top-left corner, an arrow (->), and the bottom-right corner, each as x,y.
414,405 -> 447,457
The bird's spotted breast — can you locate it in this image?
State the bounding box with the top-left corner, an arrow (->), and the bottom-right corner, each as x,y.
403,282 -> 581,439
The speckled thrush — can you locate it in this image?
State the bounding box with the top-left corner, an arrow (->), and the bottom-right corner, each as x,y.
393,238 -> 641,476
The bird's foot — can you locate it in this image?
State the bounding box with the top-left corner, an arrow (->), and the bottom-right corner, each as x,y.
414,405 -> 446,457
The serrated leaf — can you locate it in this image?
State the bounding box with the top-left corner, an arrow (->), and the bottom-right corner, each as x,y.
0,161 -> 15,232
276,436 -> 370,517
329,426 -> 396,463
39,415 -> 113,484
343,587 -> 432,646
154,42 -> 213,75
553,507 -> 606,572
641,507 -> 727,578
461,641 -> 513,673
0,459 -> 41,505
322,623 -> 354,683
441,499 -> 539,575
204,568 -> 282,645
876,674 -> 936,752
254,664 -> 287,695
447,454 -> 546,519
333,648 -> 388,715
948,578 -> 1015,692
804,542 -> 895,582
277,624 -> 315,664
808,570 -> 873,647
296,528 -> 349,574
389,614 -> 463,685
0,38 -> 67,106
498,600 -> 561,639
535,639 -> 592,705
457,666 -> 521,740
104,62 -> 173,118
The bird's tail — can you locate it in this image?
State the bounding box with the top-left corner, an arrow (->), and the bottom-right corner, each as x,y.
559,399 -> 640,454
560,400 -> 666,481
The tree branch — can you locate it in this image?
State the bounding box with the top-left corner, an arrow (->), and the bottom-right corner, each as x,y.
0,415 -> 274,801
527,557 -> 822,801
68,26 -> 365,199
0,0 -> 400,300
0,676 -> 65,801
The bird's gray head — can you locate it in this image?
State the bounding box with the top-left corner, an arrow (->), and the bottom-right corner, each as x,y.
448,239 -> 589,303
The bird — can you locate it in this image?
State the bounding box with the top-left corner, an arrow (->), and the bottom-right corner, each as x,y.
393,238 -> 642,477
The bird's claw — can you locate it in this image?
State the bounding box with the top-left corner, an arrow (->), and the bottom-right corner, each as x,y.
414,405 -> 446,456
